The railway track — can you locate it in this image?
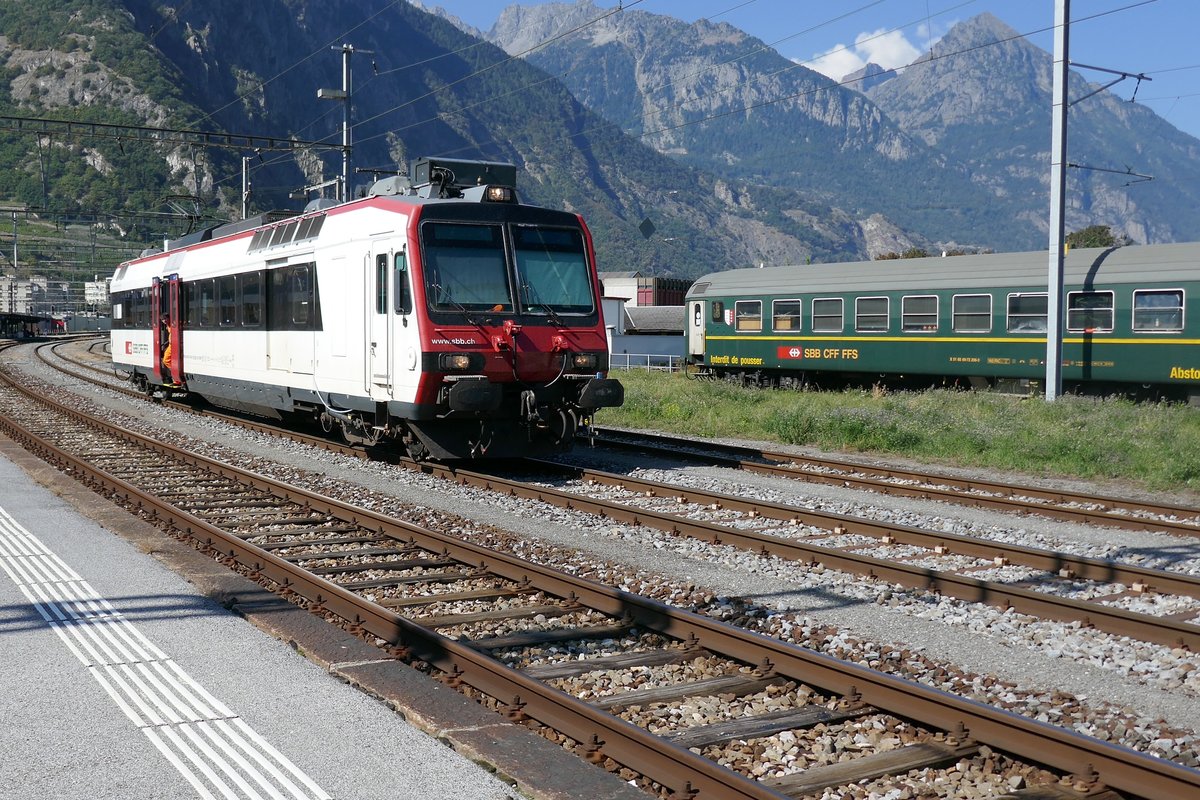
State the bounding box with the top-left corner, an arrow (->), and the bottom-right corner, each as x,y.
36,339 -> 1200,649
4,343 -> 1198,798
584,428 -> 1200,538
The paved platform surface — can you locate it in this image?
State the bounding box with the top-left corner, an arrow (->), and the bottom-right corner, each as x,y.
0,435 -> 646,800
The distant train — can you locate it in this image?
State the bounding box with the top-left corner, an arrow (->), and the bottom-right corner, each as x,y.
109,157 -> 623,459
684,244 -> 1200,401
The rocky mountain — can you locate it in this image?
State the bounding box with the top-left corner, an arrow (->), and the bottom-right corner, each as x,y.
0,0 -> 891,281
483,2 -> 1200,252
485,0 -> 990,252
864,12 -> 1200,246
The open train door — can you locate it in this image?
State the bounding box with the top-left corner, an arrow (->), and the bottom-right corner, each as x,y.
687,300 -> 705,359
150,274 -> 184,386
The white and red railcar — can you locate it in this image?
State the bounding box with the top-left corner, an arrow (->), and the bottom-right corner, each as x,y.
109,158 -> 623,459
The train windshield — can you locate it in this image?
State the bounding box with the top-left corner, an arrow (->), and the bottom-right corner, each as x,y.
422,223 -> 513,312
513,226 -> 594,315
420,222 -> 595,317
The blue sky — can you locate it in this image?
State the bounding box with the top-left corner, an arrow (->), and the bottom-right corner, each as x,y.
421,0 -> 1200,141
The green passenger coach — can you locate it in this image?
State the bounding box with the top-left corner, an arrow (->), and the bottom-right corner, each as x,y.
684,243 -> 1200,400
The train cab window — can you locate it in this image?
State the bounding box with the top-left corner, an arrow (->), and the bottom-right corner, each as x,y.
711,301 -> 724,323
954,294 -> 993,333
1067,290 -> 1114,332
734,300 -> 762,332
855,296 -> 889,332
375,254 -> 389,315
394,251 -> 412,315
514,226 -> 593,315
218,275 -> 237,327
811,298 -> 843,332
1007,293 -> 1047,333
240,271 -> 263,328
1133,289 -> 1184,332
902,295 -> 938,332
772,299 -> 802,331
111,300 -> 124,327
422,223 -> 512,312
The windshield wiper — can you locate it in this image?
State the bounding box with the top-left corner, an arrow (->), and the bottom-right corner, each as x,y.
528,301 -> 565,326
430,282 -> 481,327
521,284 -> 565,326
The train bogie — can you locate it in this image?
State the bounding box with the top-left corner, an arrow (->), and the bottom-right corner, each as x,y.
109,158 -> 624,459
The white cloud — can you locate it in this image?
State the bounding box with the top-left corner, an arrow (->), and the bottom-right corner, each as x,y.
807,43 -> 866,80
807,27 -> 932,81
855,28 -> 921,69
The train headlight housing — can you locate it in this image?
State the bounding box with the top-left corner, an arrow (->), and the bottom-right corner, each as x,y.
484,185 -> 514,203
570,352 -> 599,371
438,352 -> 485,372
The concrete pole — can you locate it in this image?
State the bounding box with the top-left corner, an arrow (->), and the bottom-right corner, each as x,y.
1045,0 -> 1069,401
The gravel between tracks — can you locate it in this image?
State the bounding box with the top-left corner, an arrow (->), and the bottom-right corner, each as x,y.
9,343 -> 1200,773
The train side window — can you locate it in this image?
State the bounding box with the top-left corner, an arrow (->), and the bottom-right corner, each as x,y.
902,295 -> 938,332
375,254 -> 389,315
1133,289 -> 1183,332
772,299 -> 802,332
1067,290 -> 1114,332
1006,293 -> 1046,333
811,298 -> 843,332
133,288 -> 149,327
711,301 -> 724,323
954,293 -> 993,333
198,279 -> 216,328
218,275 -> 237,327
734,300 -> 762,332
185,283 -> 198,328
394,251 -> 412,315
241,271 -> 263,328
855,296 -> 889,332
289,265 -> 313,327
111,299 -> 124,328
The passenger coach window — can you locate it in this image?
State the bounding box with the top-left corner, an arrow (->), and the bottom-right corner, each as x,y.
1133,289 -> 1184,332
289,265 -> 312,326
954,294 -> 992,333
711,301 -> 724,323
811,298 -> 843,332
855,297 -> 889,332
902,295 -> 938,332
1067,290 -> 1114,332
218,275 -> 237,326
241,272 -> 263,327
734,300 -> 762,331
772,299 -> 802,331
1007,293 -> 1047,333
198,280 -> 216,328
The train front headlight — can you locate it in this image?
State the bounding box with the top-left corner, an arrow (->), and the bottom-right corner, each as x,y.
570,352 -> 599,371
484,185 -> 514,203
438,352 -> 485,372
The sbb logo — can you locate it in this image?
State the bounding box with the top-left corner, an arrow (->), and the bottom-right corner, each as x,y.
777,346 -> 804,360
125,341 -> 133,354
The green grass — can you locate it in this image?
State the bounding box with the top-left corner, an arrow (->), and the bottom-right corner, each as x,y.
596,370 -> 1200,493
